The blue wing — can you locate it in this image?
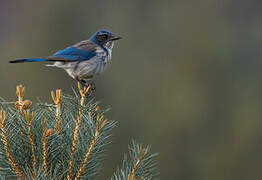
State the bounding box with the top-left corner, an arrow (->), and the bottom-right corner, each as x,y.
47,40 -> 98,62
9,40 -> 99,63
50,47 -> 96,61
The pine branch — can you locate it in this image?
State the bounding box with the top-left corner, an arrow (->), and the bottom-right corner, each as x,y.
0,111 -> 25,179
111,141 -> 158,180
0,84 -> 158,180
67,83 -> 91,180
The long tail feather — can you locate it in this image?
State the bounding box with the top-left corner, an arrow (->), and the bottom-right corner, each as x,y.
9,58 -> 46,63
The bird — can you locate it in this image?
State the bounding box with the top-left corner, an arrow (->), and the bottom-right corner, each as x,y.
9,29 -> 121,88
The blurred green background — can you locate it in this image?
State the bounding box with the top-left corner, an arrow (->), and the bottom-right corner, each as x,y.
1,0 -> 262,179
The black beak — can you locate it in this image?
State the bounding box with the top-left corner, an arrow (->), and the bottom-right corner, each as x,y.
110,35 -> 122,41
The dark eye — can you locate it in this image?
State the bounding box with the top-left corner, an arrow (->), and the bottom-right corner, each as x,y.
101,34 -> 108,39
96,34 -> 108,42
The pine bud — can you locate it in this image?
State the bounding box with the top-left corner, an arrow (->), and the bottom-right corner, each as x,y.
15,100 -> 32,110
45,128 -> 55,137
22,100 -> 32,110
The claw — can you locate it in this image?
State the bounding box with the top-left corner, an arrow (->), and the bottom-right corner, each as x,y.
90,82 -> 96,91
75,77 -> 96,92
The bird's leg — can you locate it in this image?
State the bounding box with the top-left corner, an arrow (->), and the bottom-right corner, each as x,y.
75,77 -> 87,87
81,75 -> 96,91
75,77 -> 96,91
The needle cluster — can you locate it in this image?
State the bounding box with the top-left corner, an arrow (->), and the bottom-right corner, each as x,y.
0,84 -> 158,180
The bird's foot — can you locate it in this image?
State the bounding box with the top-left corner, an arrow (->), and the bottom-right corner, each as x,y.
82,81 -> 96,91
76,77 -> 96,92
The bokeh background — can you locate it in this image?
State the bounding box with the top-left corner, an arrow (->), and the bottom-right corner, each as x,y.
1,0 -> 262,179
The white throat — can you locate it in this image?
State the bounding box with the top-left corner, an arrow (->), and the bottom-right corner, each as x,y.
104,41 -> 114,58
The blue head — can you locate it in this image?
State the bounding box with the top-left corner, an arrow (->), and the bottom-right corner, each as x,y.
89,30 -> 121,46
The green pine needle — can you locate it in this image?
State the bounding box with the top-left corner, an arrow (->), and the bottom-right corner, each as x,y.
0,85 -> 158,180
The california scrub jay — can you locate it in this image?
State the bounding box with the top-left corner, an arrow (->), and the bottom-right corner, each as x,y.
9,30 -> 121,87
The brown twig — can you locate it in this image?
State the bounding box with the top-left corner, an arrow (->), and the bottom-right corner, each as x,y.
0,110 -> 25,179
42,119 -> 48,173
51,89 -> 62,133
15,85 -> 32,113
16,85 -> 24,105
25,110 -> 37,179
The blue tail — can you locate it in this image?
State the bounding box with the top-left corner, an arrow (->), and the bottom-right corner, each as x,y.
9,58 -> 47,63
